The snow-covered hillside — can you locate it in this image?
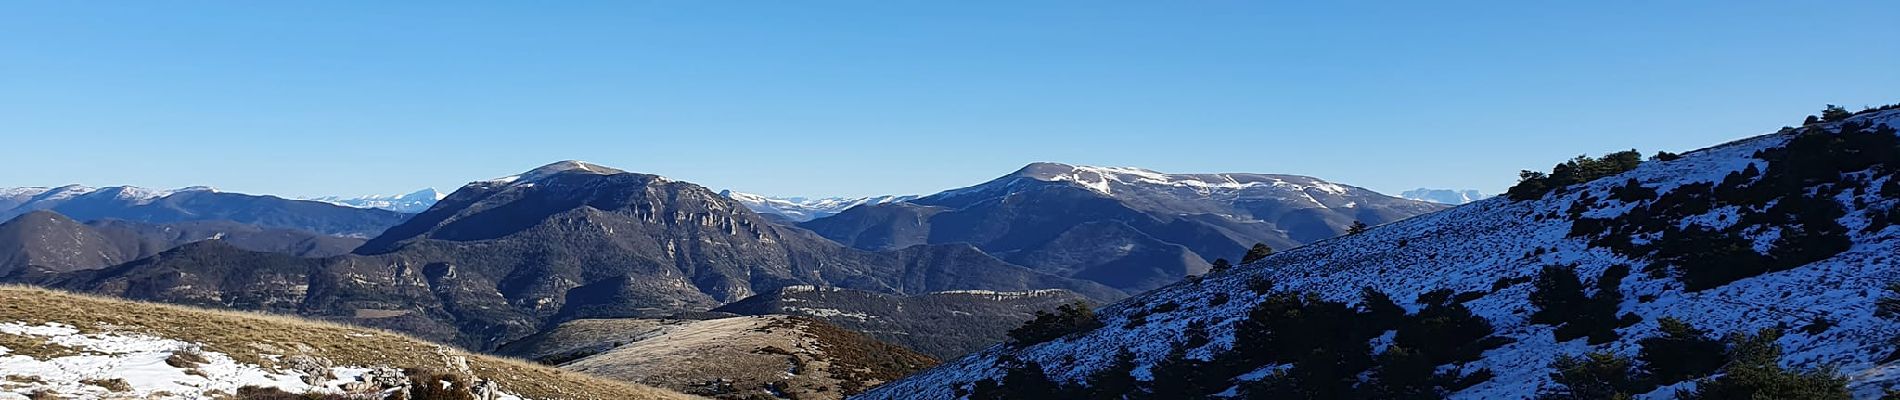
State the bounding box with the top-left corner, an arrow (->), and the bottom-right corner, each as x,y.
304,188 -> 444,213
860,109 -> 1900,399
721,190 -> 916,222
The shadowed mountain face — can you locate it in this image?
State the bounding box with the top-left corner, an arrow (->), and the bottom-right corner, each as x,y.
0,185 -> 408,237
0,211 -> 362,277
800,163 -> 1447,293
33,161 -> 1122,350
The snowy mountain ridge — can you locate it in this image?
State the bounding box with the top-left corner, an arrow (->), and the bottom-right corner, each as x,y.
1,185 -> 216,206
860,108 -> 1900,399
303,188 -> 445,213
721,190 -> 918,222
1401,188 -> 1490,205
927,162 -> 1369,209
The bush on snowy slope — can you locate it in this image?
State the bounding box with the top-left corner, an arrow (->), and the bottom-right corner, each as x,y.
962,286 -> 1509,399
856,106 -> 1900,400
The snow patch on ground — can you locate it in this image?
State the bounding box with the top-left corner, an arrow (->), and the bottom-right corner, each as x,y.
0,321 -> 522,400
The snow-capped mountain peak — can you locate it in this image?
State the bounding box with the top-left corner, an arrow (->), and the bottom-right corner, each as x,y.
487,160 -> 629,186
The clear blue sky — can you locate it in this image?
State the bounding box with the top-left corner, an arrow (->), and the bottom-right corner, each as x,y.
3,2 -> 1897,198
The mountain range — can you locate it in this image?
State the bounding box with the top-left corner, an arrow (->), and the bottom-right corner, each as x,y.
0,211 -> 362,278
863,107 -> 1900,399
11,160 -> 1120,351
0,185 -> 406,238
800,162 -> 1448,293
720,191 -> 918,223
12,104 -> 1892,399
304,188 -> 446,213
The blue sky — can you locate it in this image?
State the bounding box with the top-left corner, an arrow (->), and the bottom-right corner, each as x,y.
3,2 -> 1896,198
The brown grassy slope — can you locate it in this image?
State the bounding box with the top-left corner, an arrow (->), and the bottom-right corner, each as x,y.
526,316 -> 936,400
0,285 -> 699,400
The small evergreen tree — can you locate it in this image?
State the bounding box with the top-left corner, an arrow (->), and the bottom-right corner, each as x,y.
1208,258 -> 1232,275
1529,265 -> 1588,328
1347,221 -> 1371,235
1085,350 -> 1140,399
1145,343 -> 1215,399
1241,243 -> 1275,264
1008,301 -> 1102,346
1359,287 -> 1406,330
1638,317 -> 1726,384
1679,329 -> 1851,400
1821,104 -> 1853,122
1365,346 -> 1441,400
1541,352 -> 1643,400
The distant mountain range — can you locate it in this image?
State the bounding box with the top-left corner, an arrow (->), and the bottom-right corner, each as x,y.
304,188 -> 445,213
1400,188 -> 1490,204
0,185 -> 406,237
16,161 -> 1120,350
0,210 -> 361,277
719,191 -> 916,223
800,162 -> 1448,293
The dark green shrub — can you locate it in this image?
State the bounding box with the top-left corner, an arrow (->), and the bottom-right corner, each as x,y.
1007,301 -> 1102,346
1677,329 -> 1851,400
1637,317 -> 1725,384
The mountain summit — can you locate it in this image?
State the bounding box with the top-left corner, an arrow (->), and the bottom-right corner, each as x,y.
801,162 -> 1445,293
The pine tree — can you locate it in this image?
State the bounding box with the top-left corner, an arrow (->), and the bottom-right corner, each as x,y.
1085,350 -> 1141,399
1638,317 -> 1725,384
1359,287 -> 1406,330
1821,104 -> 1853,122
1681,329 -> 1851,400
1347,221 -> 1370,235
1208,258 -> 1232,274
1241,243 -> 1275,264
1529,265 -> 1588,328
1146,343 -> 1215,399
1541,352 -> 1642,399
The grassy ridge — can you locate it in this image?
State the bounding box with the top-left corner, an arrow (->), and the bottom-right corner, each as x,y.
0,285 -> 697,400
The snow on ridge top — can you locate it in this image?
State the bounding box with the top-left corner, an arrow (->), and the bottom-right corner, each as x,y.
483,160 -> 636,186
304,188 -> 445,213
929,289 -> 1073,297
1013,162 -> 1353,196
2,185 -> 215,203
721,190 -> 920,222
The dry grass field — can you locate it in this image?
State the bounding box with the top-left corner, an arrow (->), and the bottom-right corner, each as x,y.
0,285 -> 700,400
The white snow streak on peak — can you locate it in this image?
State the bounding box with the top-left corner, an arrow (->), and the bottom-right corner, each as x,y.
1027,163 -> 1351,196
483,160 -> 635,186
